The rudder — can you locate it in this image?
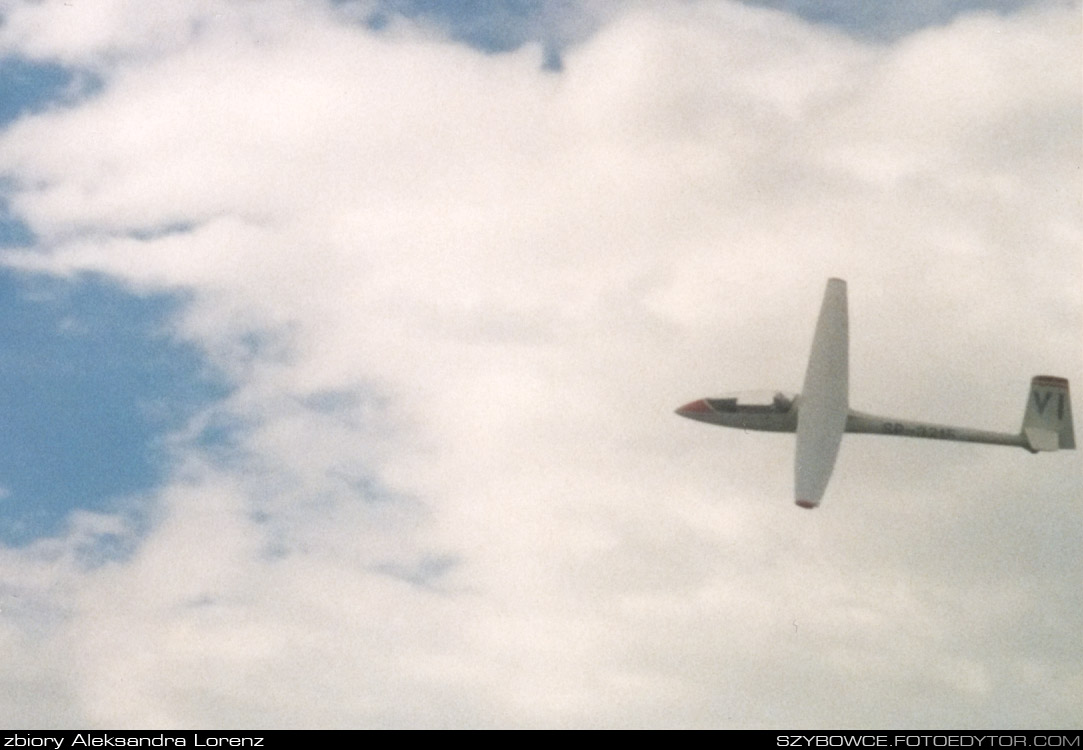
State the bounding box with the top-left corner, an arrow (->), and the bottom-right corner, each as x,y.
1022,376 -> 1075,452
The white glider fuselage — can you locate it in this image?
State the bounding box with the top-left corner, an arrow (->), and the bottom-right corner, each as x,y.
676,393 -> 1029,449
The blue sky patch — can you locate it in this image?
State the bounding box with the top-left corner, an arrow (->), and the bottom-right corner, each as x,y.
0,271 -> 229,546
0,56 -> 101,128
738,0 -> 1035,38
360,0 -> 1044,55
361,0 -> 571,68
364,0 -> 543,52
0,211 -> 33,250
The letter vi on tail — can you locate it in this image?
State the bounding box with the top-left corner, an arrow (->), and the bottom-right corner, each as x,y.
1022,376 -> 1075,452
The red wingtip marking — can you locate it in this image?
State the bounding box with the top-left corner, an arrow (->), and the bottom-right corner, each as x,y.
795,499 -> 817,509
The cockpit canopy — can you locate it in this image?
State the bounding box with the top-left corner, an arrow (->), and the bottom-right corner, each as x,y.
706,390 -> 795,414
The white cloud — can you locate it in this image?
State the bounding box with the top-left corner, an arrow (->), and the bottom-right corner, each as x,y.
0,0 -> 1079,728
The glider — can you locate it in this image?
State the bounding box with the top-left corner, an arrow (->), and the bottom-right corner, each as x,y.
675,278 -> 1075,509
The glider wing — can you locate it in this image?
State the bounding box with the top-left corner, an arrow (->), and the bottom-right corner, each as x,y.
794,278 -> 849,508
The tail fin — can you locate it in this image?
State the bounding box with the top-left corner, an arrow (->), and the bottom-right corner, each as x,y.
1021,376 -> 1075,452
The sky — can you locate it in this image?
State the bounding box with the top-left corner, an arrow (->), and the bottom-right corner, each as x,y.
0,0 -> 1079,730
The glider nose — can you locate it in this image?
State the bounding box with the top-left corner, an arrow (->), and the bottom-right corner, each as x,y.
675,399 -> 712,419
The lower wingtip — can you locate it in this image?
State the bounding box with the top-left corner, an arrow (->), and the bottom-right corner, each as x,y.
795,499 -> 818,509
